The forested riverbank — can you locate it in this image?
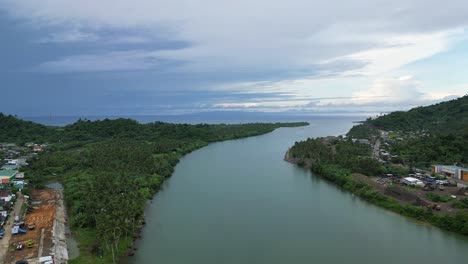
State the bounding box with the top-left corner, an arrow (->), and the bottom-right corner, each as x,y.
286,150 -> 468,236
1,114 -> 307,263
287,96 -> 468,236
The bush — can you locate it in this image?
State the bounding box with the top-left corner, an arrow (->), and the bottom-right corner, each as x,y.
452,198 -> 468,209
310,163 -> 468,236
426,193 -> 454,203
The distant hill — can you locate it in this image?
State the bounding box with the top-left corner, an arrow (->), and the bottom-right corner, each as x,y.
369,95 -> 468,134
0,113 -> 54,143
349,95 -> 468,138
347,95 -> 468,167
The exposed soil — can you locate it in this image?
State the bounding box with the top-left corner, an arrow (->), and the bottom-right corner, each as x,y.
351,173 -> 466,216
4,189 -> 56,263
284,149 -> 313,168
286,152 -> 468,218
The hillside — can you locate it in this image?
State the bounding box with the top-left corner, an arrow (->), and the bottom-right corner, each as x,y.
347,96 -> 468,167
287,96 -> 468,237
370,95 -> 467,134
348,95 -> 468,138
0,113 -> 54,143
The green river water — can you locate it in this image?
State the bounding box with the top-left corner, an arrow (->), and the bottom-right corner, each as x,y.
131,117 -> 468,264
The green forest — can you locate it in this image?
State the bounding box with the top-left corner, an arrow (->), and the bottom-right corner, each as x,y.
2,114 -> 307,263
350,95 -> 467,134
289,137 -> 385,176
288,96 -> 468,237
289,137 -> 468,237
347,95 -> 468,167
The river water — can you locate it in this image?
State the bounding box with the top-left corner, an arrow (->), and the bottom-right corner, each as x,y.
131,117 -> 468,264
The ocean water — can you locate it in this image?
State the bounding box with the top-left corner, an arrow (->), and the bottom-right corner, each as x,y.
21,113 -> 368,126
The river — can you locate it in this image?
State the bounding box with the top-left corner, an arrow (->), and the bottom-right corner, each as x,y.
131,117 -> 468,264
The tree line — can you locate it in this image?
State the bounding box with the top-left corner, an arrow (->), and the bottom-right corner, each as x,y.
10,115 -> 307,263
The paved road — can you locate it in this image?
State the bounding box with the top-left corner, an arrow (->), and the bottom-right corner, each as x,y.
0,193 -> 24,264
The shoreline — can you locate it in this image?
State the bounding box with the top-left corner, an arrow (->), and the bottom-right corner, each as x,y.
283,149 -> 468,237
70,124 -> 310,263
52,187 -> 68,263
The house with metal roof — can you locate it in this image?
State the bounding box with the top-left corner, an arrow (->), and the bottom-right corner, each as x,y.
432,165 -> 468,181
0,170 -> 17,185
1,164 -> 18,170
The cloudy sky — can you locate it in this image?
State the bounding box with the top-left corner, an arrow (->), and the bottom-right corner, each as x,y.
1,0 -> 467,116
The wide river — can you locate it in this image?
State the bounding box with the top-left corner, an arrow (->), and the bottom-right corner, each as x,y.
131,117 -> 468,264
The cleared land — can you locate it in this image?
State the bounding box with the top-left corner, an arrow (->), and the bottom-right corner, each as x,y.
4,190 -> 56,263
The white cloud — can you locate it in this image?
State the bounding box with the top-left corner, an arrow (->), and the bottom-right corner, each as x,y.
350,77 -> 425,105
2,0 -> 468,74
38,29 -> 99,43
1,0 -> 468,115
206,75 -> 465,113
37,29 -> 154,44
334,30 -> 465,75
37,50 -> 160,73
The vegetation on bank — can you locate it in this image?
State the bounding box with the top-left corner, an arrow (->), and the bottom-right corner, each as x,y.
289,96 -> 468,236
289,137 -> 386,176
3,114 -> 307,263
309,163 -> 468,236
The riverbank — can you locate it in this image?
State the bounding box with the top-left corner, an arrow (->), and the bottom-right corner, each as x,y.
46,122 -> 309,264
128,119 -> 468,264
284,150 -> 468,236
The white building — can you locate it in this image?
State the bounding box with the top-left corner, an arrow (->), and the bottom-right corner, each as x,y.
402,177 -> 424,187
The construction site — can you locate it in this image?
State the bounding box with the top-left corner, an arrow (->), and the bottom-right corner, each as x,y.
352,173 -> 468,215
2,188 -> 67,264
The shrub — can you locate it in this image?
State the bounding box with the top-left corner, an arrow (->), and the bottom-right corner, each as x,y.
426,193 -> 453,203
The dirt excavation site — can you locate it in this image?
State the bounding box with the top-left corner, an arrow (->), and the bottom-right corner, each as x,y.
3,189 -> 68,264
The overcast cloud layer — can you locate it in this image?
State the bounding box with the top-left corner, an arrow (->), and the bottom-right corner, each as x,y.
1,0 -> 467,115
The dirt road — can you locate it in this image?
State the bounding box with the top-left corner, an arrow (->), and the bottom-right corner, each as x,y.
52,188 -> 68,264
373,137 -> 381,161
0,193 -> 24,264
4,190 -> 56,264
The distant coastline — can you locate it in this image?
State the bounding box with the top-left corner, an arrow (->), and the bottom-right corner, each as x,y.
20,114 -> 373,127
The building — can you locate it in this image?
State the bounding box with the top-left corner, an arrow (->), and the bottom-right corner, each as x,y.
33,145 -> 43,152
432,165 -> 468,181
402,177 -> 424,186
0,170 -> 17,185
352,138 -> 370,144
13,180 -> 25,189
7,159 -> 18,165
1,164 -> 18,170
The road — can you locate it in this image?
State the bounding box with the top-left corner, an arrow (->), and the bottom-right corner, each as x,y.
373,137 -> 381,161
52,188 -> 68,264
0,193 -> 24,264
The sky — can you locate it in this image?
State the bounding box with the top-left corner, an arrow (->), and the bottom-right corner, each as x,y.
1,0 -> 467,116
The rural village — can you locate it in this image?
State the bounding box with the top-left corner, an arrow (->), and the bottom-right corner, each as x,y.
343,129 -> 467,214
0,143 -> 67,264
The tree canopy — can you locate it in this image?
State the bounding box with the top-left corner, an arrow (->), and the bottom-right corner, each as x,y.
2,114 -> 307,263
